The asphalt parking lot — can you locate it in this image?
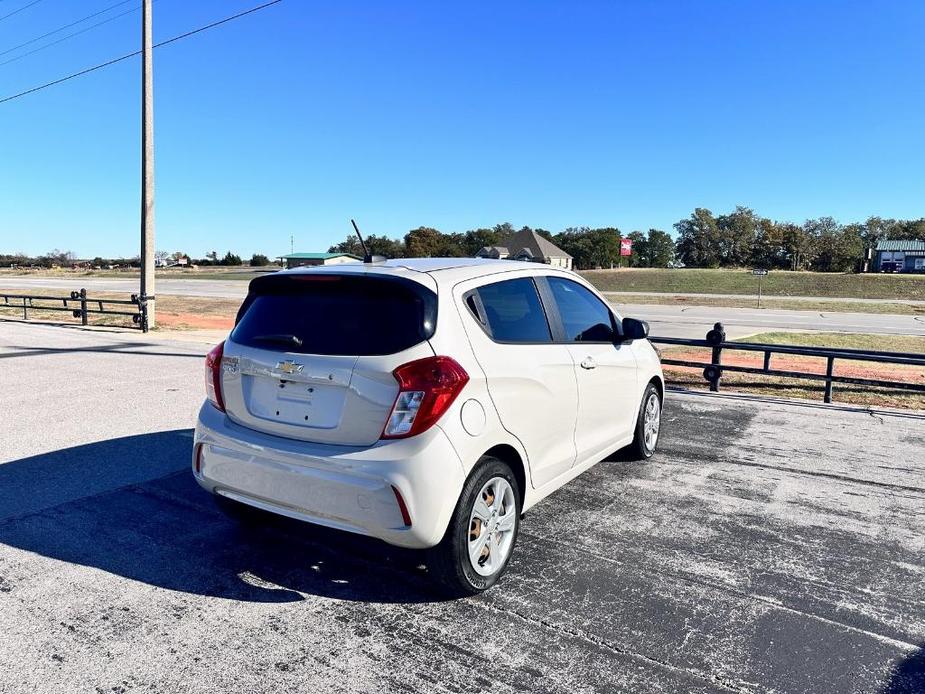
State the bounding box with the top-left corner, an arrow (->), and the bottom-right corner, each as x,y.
0,322 -> 923,693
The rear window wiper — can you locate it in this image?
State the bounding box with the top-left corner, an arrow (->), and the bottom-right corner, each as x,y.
251,333 -> 304,348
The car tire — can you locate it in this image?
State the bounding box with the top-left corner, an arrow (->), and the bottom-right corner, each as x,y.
427,456 -> 521,596
630,382 -> 662,460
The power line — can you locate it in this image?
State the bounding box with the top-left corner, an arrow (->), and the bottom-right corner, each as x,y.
0,0 -> 134,58
0,0 -> 45,24
0,0 -> 284,106
0,5 -> 142,68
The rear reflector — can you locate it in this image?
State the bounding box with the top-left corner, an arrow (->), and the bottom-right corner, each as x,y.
194,443 -> 203,474
204,341 -> 225,412
391,485 -> 412,527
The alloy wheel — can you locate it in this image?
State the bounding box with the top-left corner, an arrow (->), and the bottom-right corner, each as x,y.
467,476 -> 517,576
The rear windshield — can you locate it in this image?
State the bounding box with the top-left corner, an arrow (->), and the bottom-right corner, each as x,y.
231,274 -> 437,356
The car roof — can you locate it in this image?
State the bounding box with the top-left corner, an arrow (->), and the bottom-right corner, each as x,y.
281,257 -> 575,286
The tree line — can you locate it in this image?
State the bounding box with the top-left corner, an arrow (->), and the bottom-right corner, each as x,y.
329,209 -> 925,272
5,208 -> 923,273
674,208 -> 925,272
328,222 -> 675,271
1,249 -> 274,268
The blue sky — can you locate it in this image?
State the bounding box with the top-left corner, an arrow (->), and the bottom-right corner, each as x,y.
0,0 -> 923,258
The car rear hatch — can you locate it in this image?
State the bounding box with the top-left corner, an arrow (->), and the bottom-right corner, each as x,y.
220,271 -> 437,446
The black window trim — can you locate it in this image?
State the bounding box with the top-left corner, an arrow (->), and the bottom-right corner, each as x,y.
462,277 -> 556,346
540,275 -> 623,344
461,273 -> 624,346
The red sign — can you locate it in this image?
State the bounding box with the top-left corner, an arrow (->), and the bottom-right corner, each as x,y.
620,238 -> 632,256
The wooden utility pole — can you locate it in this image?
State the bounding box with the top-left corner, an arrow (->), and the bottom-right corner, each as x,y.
140,0 -> 155,329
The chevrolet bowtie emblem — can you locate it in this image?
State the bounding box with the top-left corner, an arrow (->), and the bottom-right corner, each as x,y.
276,360 -> 304,375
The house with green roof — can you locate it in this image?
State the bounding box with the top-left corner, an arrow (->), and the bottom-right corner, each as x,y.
279,252 -> 362,269
873,240 -> 925,273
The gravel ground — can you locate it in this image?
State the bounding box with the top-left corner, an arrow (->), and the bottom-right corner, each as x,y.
0,322 -> 922,693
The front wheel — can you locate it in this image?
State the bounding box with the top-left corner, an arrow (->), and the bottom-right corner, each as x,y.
629,383 -> 662,459
427,457 -> 521,596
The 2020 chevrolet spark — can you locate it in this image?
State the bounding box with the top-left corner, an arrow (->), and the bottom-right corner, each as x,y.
193,258 -> 664,594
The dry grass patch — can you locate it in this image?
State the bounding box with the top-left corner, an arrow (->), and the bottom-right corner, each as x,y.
0,288 -> 238,331
584,268 -> 925,301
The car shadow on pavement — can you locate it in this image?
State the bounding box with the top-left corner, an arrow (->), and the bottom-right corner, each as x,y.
882,644 -> 925,694
0,431 -> 450,605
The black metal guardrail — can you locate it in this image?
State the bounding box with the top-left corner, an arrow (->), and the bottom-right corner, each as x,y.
651,322 -> 925,404
0,289 -> 152,332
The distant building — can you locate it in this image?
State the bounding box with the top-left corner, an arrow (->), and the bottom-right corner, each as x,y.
280,252 -> 362,269
873,240 -> 925,273
475,228 -> 573,270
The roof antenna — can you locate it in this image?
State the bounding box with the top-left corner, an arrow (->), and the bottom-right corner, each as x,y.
351,218 -> 372,263
351,219 -> 385,263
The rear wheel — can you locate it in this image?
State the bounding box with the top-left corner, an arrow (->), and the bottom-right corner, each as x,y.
427,457 -> 521,596
630,383 -> 662,459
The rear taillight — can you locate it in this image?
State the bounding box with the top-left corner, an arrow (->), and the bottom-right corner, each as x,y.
382,356 -> 469,439
205,341 -> 225,412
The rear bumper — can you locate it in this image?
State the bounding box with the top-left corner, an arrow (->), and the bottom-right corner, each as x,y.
193,402 -> 465,548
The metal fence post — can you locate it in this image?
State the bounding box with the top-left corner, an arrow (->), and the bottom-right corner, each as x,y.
79,288 -> 88,326
140,295 -> 150,333
824,356 -> 835,403
22,297 -> 27,320
704,322 -> 726,392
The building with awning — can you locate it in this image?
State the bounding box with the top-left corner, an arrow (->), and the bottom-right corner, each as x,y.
279,252 -> 361,269
874,240 -> 925,273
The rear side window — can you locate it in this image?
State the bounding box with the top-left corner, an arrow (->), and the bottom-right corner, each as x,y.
472,278 -> 552,343
232,274 -> 437,356
547,277 -> 617,342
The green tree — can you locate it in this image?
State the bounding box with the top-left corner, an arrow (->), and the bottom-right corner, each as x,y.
716,206 -> 760,266
249,253 -> 270,266
553,227 -> 620,269
675,208 -> 721,267
436,232 -> 466,257
625,231 -> 647,267
404,227 -> 443,257
328,235 -> 365,256
462,228 -> 501,256
777,223 -> 814,270
635,228 -> 675,267
554,227 -> 595,269
220,251 -> 242,266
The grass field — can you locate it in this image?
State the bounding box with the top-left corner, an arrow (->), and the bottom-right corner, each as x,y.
662,331 -> 925,410
582,268 -> 925,301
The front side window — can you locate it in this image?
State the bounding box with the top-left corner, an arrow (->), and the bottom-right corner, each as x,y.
547,277 -> 617,342
472,278 -> 552,343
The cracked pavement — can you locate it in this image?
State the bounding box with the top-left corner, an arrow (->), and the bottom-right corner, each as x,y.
0,322 -> 923,693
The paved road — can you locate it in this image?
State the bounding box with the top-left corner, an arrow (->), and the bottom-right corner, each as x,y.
604,290 -> 925,306
0,322 -> 922,693
611,302 -> 925,340
2,276 -> 924,339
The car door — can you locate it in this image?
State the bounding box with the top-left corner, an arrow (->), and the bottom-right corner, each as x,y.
460,275 -> 579,488
543,276 -> 638,462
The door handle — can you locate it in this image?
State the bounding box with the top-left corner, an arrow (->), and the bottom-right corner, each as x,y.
580,356 -> 597,370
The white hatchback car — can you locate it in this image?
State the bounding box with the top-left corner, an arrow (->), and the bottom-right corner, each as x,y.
193,258 -> 663,594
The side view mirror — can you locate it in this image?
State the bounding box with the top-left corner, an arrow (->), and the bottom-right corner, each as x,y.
621,317 -> 649,341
